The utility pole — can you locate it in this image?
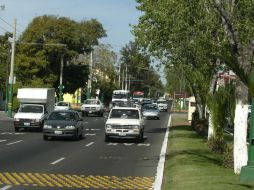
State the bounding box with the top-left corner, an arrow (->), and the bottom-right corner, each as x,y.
122,68 -> 124,90
125,65 -> 128,90
86,50 -> 93,99
7,18 -> 16,117
58,55 -> 64,101
118,64 -> 121,87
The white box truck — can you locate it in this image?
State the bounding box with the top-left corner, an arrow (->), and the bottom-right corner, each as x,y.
14,88 -> 55,131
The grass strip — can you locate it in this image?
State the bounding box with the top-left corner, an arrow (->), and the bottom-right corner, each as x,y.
162,113 -> 253,190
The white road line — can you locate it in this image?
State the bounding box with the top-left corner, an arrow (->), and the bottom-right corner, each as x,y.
1,132 -> 12,135
153,115 -> 171,190
50,157 -> 65,165
137,143 -> 151,146
0,185 -> 12,190
0,140 -> 7,143
84,122 -> 89,124
124,143 -> 134,146
91,129 -> 100,131
6,140 -> 23,146
107,143 -> 118,146
85,142 -> 95,147
94,119 -> 98,121
86,133 -> 96,136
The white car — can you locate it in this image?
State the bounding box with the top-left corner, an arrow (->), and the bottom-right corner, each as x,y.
105,107 -> 145,142
54,101 -> 71,110
81,99 -> 104,116
157,99 -> 168,112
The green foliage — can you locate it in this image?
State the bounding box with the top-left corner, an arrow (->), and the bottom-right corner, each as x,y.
15,15 -> 106,93
207,83 -> 235,138
207,135 -> 227,154
223,143 -> 234,168
120,41 -> 164,96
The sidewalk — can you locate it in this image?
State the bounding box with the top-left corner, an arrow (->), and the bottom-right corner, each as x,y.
0,111 -> 14,121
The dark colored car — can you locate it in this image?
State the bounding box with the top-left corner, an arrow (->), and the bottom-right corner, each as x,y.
43,110 -> 85,140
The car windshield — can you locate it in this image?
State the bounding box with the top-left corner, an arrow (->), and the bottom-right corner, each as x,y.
19,105 -> 43,113
84,100 -> 99,105
48,112 -> 76,121
110,109 -> 139,119
113,94 -> 128,99
143,104 -> 158,110
57,102 -> 69,106
157,100 -> 166,104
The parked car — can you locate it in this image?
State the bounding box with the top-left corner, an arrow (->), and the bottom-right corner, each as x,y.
142,103 -> 160,120
104,106 -> 145,142
81,99 -> 104,116
54,101 -> 71,110
43,110 -> 85,140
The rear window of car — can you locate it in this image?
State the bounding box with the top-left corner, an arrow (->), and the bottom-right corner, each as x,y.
48,112 -> 76,121
110,109 -> 139,119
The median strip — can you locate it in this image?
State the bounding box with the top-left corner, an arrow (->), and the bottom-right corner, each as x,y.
50,157 -> 65,165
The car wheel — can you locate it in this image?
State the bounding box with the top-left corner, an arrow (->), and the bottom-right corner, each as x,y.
100,111 -> 103,117
137,131 -> 144,143
105,135 -> 110,142
82,112 -> 85,117
43,135 -> 48,140
14,127 -> 19,132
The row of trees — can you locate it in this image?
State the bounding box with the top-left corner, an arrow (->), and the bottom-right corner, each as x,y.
133,0 -> 254,174
0,14 -> 164,108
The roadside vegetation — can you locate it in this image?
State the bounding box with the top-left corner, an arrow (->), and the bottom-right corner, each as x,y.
162,113 -> 252,190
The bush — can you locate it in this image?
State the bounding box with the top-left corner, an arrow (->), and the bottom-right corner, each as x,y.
191,111 -> 208,136
207,136 -> 227,154
223,144 -> 234,168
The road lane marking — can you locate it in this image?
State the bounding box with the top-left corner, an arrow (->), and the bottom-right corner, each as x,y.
107,143 -> 118,146
91,129 -> 100,131
137,143 -> 151,146
85,142 -> 94,147
85,133 -> 96,136
0,133 -> 12,135
94,119 -> 98,121
6,140 -> 23,146
84,122 -> 89,124
153,115 -> 171,190
50,157 -> 65,165
0,140 -> 7,143
123,143 -> 134,146
0,172 -> 154,189
0,185 -> 12,190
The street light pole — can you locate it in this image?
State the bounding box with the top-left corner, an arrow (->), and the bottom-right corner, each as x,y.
86,50 -> 93,99
58,55 -> 64,101
7,18 -> 16,117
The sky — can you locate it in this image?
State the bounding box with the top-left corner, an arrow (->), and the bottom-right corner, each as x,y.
0,0 -> 166,84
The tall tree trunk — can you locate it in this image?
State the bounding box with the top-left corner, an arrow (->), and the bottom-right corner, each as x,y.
234,79 -> 248,174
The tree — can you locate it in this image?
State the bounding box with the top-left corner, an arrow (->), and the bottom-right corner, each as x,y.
120,41 -> 164,96
15,15 -> 106,94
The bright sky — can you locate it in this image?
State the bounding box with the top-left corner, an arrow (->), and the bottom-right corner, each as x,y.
0,0 -> 166,84
0,0 -> 142,53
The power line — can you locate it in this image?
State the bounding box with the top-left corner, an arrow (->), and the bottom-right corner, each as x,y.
0,17 -> 22,34
0,25 -> 10,33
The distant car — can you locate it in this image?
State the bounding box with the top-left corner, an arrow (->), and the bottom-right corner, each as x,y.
142,103 -> 160,120
157,99 -> 168,112
43,110 -> 85,140
54,101 -> 71,110
105,106 -> 145,142
81,99 -> 104,117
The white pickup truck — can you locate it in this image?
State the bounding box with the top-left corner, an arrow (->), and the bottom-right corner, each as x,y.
81,99 -> 104,117
104,106 -> 145,142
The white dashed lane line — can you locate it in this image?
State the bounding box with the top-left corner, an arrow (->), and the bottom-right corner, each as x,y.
85,133 -> 96,136
50,157 -> 65,165
0,185 -> 12,190
85,142 -> 95,147
0,140 -> 7,143
6,140 -> 23,146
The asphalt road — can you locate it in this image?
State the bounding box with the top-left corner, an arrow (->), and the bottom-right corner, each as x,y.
0,110 -> 170,190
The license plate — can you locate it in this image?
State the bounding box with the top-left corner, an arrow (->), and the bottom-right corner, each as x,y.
54,130 -> 62,135
119,132 -> 126,136
24,123 -> 30,126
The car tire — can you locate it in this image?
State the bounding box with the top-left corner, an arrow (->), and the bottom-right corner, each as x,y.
14,127 -> 19,132
137,131 -> 144,143
105,135 -> 110,142
82,112 -> 85,117
43,135 -> 48,140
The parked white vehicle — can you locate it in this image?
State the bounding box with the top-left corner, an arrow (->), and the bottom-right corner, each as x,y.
81,99 -> 104,116
14,88 -> 55,131
104,106 -> 145,142
157,99 -> 168,112
54,101 -> 71,110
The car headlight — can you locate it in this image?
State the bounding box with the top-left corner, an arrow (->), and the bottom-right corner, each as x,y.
96,107 -> 100,110
14,118 -> 20,122
65,125 -> 75,129
43,125 -> 52,129
106,124 -> 112,129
